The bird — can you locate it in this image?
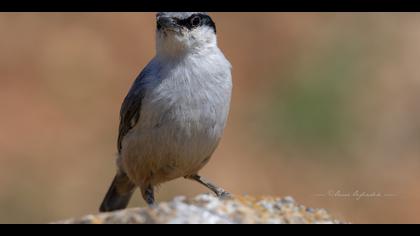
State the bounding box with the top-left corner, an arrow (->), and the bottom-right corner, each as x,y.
99,12 -> 233,212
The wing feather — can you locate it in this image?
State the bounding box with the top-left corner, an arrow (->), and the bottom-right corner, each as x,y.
117,67 -> 151,154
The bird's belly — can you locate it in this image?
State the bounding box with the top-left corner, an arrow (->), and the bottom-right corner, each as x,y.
121,102 -> 226,186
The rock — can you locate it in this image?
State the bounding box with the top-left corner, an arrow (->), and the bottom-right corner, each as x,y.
54,194 -> 344,224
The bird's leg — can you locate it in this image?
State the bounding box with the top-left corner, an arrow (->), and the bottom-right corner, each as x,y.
142,185 -> 155,206
187,174 -> 231,199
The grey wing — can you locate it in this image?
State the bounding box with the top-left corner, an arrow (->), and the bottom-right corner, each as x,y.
117,68 -> 151,154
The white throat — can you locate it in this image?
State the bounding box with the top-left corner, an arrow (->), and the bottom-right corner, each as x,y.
156,29 -> 218,59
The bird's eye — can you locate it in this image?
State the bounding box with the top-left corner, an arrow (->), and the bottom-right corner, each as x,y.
190,16 -> 201,27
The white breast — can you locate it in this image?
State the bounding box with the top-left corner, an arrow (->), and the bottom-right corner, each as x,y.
120,51 -> 232,185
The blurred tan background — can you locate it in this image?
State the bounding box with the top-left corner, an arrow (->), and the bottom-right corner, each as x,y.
1,13 -> 420,224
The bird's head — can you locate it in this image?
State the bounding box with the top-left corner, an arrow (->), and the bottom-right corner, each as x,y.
155,12 -> 218,57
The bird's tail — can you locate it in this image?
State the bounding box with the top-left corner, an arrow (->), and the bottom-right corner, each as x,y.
99,172 -> 136,212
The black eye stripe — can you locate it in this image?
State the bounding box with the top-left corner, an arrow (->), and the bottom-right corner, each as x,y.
175,14 -> 216,33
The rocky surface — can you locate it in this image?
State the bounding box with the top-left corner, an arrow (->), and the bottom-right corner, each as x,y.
55,194 -> 344,224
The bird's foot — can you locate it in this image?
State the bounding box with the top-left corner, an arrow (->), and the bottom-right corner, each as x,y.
215,190 -> 232,200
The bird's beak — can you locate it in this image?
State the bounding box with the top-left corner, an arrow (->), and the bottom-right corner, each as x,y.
157,16 -> 178,31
